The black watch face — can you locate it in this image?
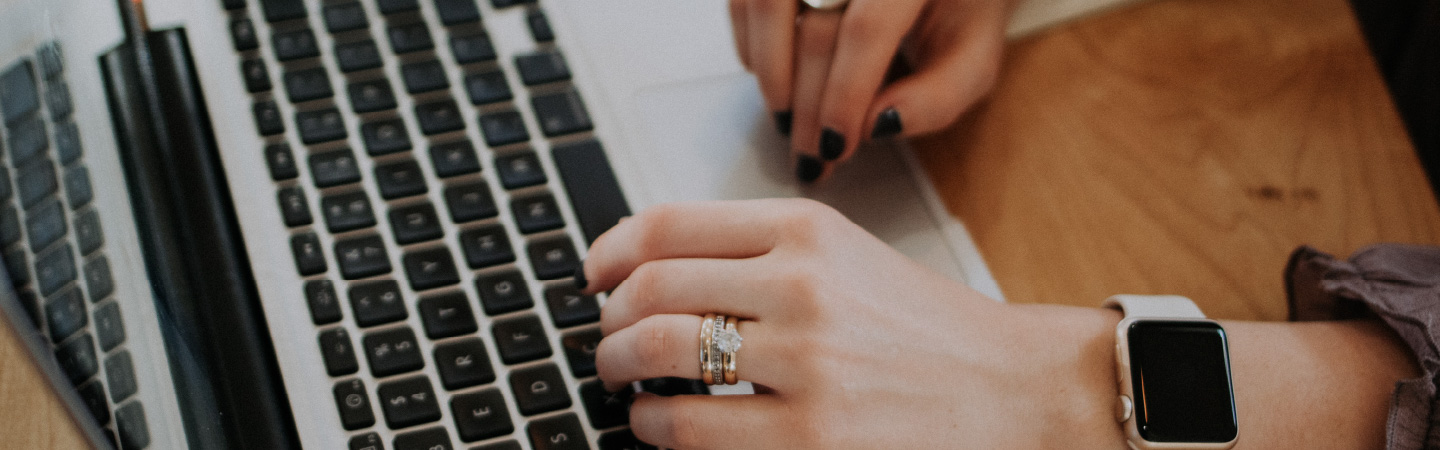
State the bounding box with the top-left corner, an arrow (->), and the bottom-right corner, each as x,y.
1127,320 -> 1237,443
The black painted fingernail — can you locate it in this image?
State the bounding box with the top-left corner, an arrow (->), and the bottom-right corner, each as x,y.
820,127 -> 845,161
574,258 -> 588,290
796,155 -> 823,183
871,108 -> 903,139
773,110 -> 793,136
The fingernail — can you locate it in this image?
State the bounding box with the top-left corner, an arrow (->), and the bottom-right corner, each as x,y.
871,108 -> 903,139
773,110 -> 793,136
820,127 -> 845,160
574,258 -> 588,290
796,155 -> 823,183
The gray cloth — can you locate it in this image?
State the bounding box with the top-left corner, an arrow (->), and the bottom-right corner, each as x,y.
1286,244 -> 1440,450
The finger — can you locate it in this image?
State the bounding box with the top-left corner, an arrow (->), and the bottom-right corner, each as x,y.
815,0 -> 927,163
729,0 -> 751,70
631,389 -> 790,449
747,0 -> 798,114
581,200 -> 797,293
596,315 -> 785,391
600,258 -> 783,336
865,28 -> 1005,139
788,9 -> 843,183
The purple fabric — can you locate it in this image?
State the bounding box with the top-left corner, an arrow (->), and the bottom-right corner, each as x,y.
1286,244 -> 1440,450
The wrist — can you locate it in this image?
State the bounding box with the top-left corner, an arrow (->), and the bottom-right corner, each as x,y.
1003,304 -> 1127,449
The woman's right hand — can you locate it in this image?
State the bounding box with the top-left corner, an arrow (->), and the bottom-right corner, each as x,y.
729,0 -> 1017,182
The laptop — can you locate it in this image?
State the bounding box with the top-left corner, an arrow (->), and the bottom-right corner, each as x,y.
0,0 -> 1136,447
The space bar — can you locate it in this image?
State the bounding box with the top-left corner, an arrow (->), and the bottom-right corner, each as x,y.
552,140 -> 632,245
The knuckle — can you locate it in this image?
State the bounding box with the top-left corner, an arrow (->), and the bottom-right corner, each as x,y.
635,318 -> 679,364
633,204 -> 682,257
665,405 -> 708,448
777,199 -> 839,244
625,262 -> 667,313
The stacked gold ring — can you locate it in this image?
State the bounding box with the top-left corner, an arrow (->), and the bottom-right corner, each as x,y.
699,313 -> 742,386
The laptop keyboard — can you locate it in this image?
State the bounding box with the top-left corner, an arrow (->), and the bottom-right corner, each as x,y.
0,44 -> 150,449
223,0 -> 680,448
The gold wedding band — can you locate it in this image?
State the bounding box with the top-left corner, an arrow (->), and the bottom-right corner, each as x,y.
699,313 -> 744,386
723,316 -> 739,385
700,313 -> 717,385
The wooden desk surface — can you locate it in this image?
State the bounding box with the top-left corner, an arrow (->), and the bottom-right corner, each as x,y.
3,0 -> 1438,445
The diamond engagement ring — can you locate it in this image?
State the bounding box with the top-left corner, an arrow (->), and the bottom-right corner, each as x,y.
700,313 -> 744,386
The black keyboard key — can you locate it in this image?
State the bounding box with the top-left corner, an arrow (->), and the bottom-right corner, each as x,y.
0,206 -> 17,246
490,0 -> 535,8
46,82 -> 72,120
46,287 -> 86,343
361,119 -> 412,155
527,9 -> 554,43
324,2 -> 369,33
84,256 -> 113,301
475,270 -> 532,315
545,284 -> 599,328
298,108 -> 348,144
253,101 -> 285,136
93,301 -> 126,351
349,79 -> 397,113
278,187 -> 314,227
364,327 -> 425,377
515,51 -> 571,86
291,232 -> 328,275
375,159 -> 428,199
639,377 -> 708,397
54,120 -> 82,164
511,194 -> 564,234
115,401 -> 150,450
532,89 -> 593,137
464,69 -> 510,105
27,199 -> 66,253
495,151 -> 546,190
55,332 -> 97,383
349,280 -> 408,327
321,191 -> 376,233
241,59 -> 271,93
493,315 -> 551,365
389,23 -> 435,54
334,379 -> 377,430
459,225 -> 514,269
222,0 -> 246,9
349,433 -> 383,450
444,182 -> 497,223
378,376 -> 442,428
105,351 -> 138,402
35,243 -> 76,297
580,380 -> 631,429
436,0 -> 482,25
8,116 -> 47,166
417,291 -> 476,338
310,149 -> 362,187
265,143 -> 299,180
78,381 -> 111,425
553,140 -> 632,244
451,389 -> 513,442
261,0 -> 307,22
273,29 -> 320,61
528,236 -> 578,281
17,157 -> 56,208
527,413 -> 585,450
598,429 -> 656,450
433,338 -> 495,390
0,167 -> 8,199
478,110 -> 529,147
429,141 -> 480,177
416,100 -> 465,135
402,60 -> 448,94
284,67 -> 333,103
390,203 -> 443,244
0,60 -> 38,123
403,247 -> 461,291
450,34 -> 497,64
305,280 -> 344,324
64,166 -> 93,209
231,18 -> 260,51
4,248 -> 28,284
336,234 -> 391,279
512,364 -> 571,416
378,0 -> 420,14
394,428 -> 452,450
336,40 -> 384,73
319,328 -> 360,376
73,208 -> 104,256
37,43 -> 63,79
560,328 -> 600,378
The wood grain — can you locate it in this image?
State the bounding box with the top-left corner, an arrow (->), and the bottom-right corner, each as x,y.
0,326 -> 91,448
914,0 -> 1440,320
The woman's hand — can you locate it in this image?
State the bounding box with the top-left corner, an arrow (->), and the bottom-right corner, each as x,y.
729,0 -> 1017,182
580,199 -> 1126,449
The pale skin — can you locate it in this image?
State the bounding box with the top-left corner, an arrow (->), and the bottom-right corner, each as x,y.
582,199 -> 1418,449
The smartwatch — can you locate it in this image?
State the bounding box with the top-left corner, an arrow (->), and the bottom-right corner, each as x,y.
1105,295 -> 1237,449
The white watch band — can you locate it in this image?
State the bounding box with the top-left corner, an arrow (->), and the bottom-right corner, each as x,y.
1103,294 -> 1206,319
